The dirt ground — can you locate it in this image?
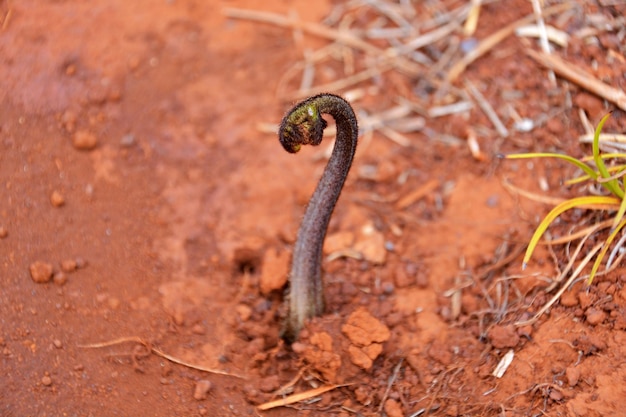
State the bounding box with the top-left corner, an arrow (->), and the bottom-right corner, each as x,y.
2,0 -> 626,416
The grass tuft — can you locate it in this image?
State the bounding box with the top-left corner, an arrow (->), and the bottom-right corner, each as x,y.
506,113 -> 624,284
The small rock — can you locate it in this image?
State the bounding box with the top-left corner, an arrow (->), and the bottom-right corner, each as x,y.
384,399 -> 403,417
353,223 -> 386,264
565,366 -> 580,387
107,297 -> 120,310
191,324 -> 206,335
0,226 -> 7,238
61,110 -> 77,132
381,281 -> 394,295
75,257 -> 87,268
53,271 -> 67,286
258,375 -> 280,393
60,259 -> 78,273
72,130 -> 98,150
546,117 -> 564,135
342,308 -> 391,347
235,304 -> 252,322
323,231 -> 355,254
259,247 -> 289,295
50,190 -> 65,207
577,292 -> 593,309
585,307 -> 606,325
193,379 -> 212,400
487,325 -> 520,349
560,290 -> 578,307
348,345 -> 374,370
53,339 -> 63,349
573,93 -> 605,119
120,133 -> 135,147
41,375 -> 52,386
29,261 -> 54,284
549,388 -> 564,401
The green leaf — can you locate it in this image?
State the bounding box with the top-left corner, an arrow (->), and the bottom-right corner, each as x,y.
505,152 -> 598,181
592,113 -> 623,198
522,195 -> 621,268
588,217 -> 626,284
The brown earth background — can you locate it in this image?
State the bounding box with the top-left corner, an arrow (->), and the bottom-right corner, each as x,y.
1,0 -> 626,416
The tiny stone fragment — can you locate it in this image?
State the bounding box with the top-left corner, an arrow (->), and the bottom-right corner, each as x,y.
342,308 -> 390,347
259,247 -> 289,295
41,375 -> 52,386
560,290 -> 578,307
191,324 -> 206,335
75,257 -> 87,269
53,339 -> 63,349
487,325 -> 520,349
0,226 -> 7,238
50,190 -> 65,207
353,223 -> 386,264
348,345 -> 374,370
53,271 -> 67,286
235,304 -> 252,322
61,259 -> 78,273
585,308 -> 606,326
193,379 -> 212,400
72,130 -> 98,150
258,375 -> 280,393
384,399 -> 403,417
565,366 -> 580,387
29,261 -> 54,283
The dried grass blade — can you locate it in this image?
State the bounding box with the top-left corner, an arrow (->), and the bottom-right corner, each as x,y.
502,179 -> 566,206
447,3 -> 573,82
516,241 -> 604,327
257,384 -> 348,411
589,217 -> 626,283
522,196 -> 621,268
526,49 -> 626,111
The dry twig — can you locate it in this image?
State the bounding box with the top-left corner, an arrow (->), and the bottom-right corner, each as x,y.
79,336 -> 246,379
526,48 -> 626,111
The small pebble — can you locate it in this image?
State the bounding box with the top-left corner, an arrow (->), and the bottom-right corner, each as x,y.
75,257 -> 87,269
193,380 -> 212,400
72,130 -> 98,150
29,261 -> 54,283
41,375 -> 52,386
50,190 -> 65,207
565,366 -> 580,387
60,259 -> 77,273
53,339 -> 63,349
585,308 -> 606,326
381,281 -> 395,295
258,375 -> 280,393
107,297 -> 120,310
235,304 -> 252,322
0,226 -> 7,238
120,133 -> 135,147
53,271 -> 67,286
191,324 -> 206,335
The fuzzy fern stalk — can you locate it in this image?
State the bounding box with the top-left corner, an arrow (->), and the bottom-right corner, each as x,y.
278,93 -> 358,342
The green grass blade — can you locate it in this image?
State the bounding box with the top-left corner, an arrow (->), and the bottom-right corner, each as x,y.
522,195 -> 621,268
505,152 -> 598,180
588,217 -> 626,284
592,113 -> 623,198
612,192 -> 626,230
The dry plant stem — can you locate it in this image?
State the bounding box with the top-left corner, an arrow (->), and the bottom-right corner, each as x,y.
526,49 -> 626,111
79,336 -> 245,379
279,93 -> 358,342
515,241 -> 604,327
257,384 -> 350,411
447,3 -> 573,82
223,8 -> 422,76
